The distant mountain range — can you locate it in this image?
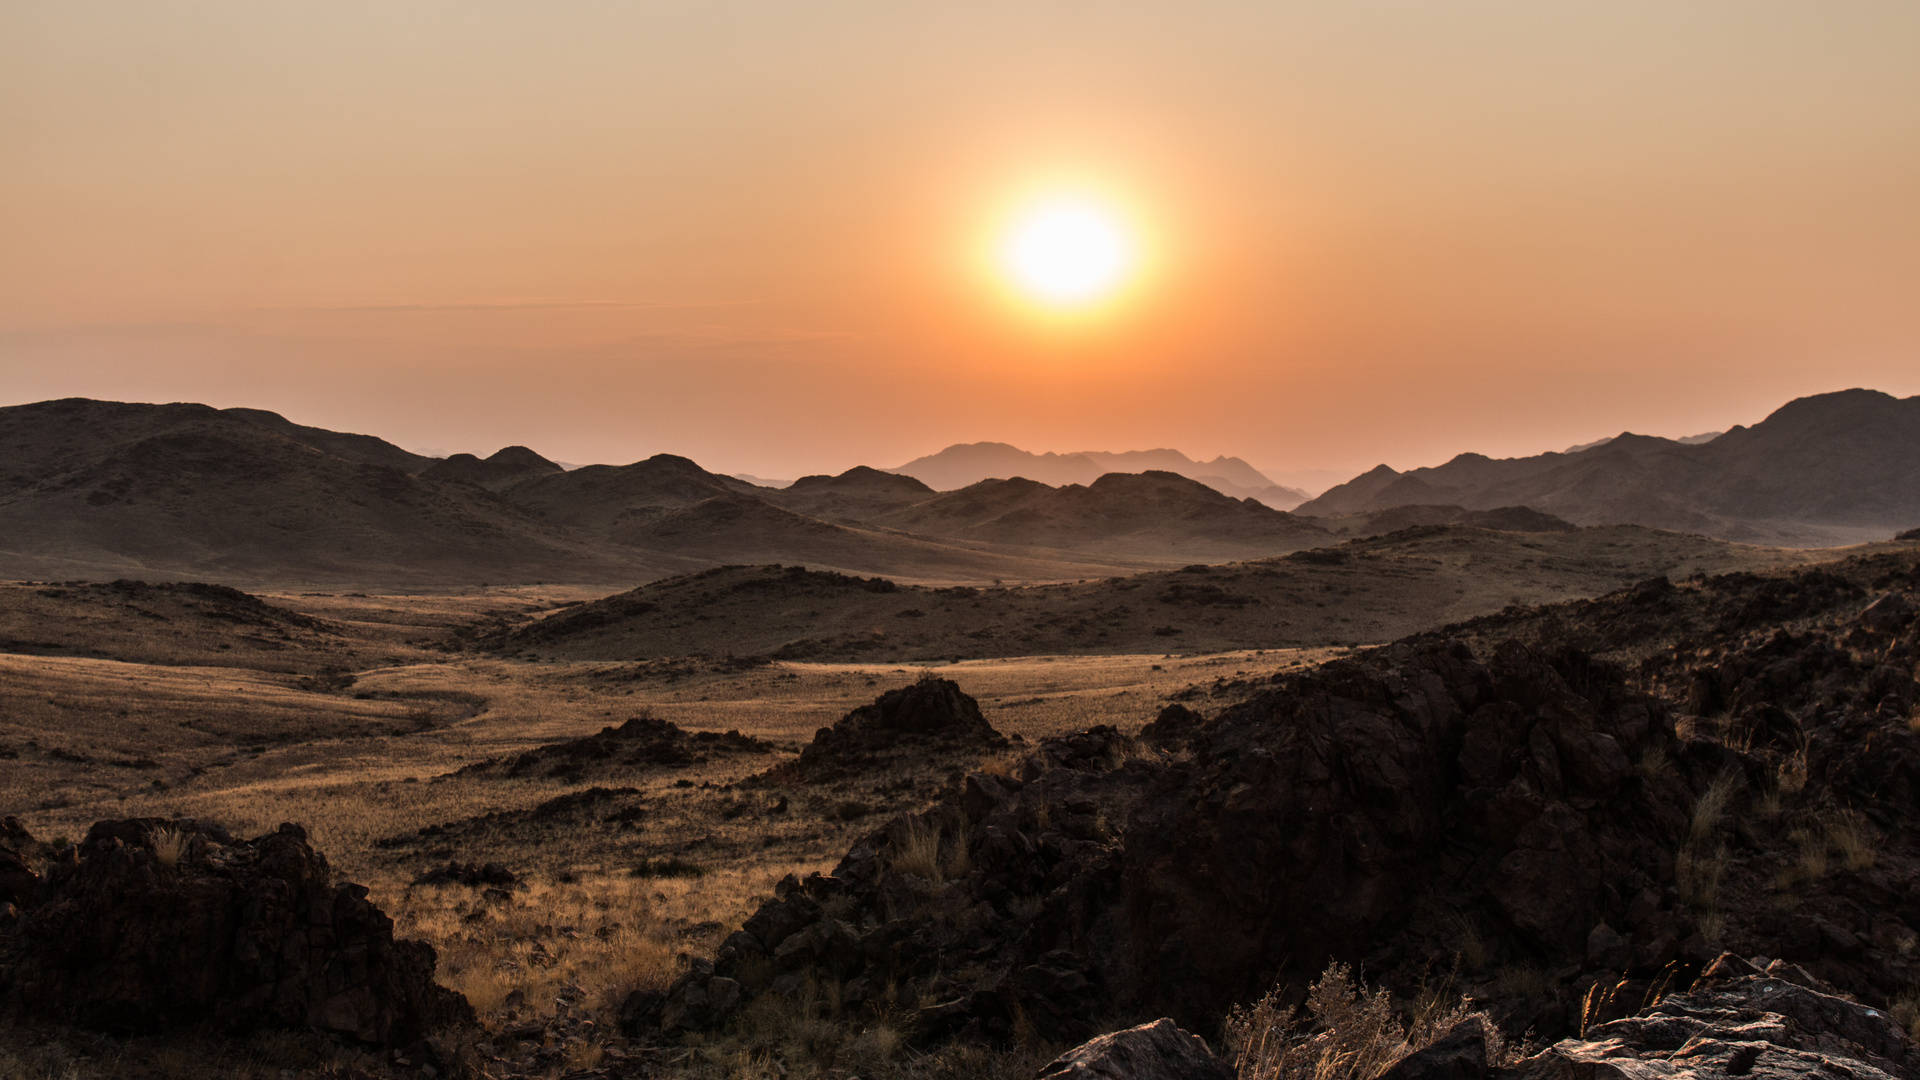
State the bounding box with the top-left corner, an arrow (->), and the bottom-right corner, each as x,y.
888,442 -> 1310,508
0,400 -> 1334,586
1,388 -> 1911,587
1298,388 -> 1920,546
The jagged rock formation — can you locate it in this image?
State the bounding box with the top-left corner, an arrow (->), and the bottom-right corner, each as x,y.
0,818 -> 469,1045
1506,957 -> 1915,1080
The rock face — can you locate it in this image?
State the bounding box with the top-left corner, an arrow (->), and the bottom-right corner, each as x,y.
1036,1018 -> 1237,1080
0,818 -> 470,1045
1505,962 -> 1918,1080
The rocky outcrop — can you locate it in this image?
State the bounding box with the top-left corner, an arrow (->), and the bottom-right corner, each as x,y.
459,714 -> 775,781
784,676 -> 1009,782
0,818 -> 469,1045
1036,1018 -> 1237,1080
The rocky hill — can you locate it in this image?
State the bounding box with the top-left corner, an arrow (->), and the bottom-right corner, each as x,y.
1299,389 -> 1920,546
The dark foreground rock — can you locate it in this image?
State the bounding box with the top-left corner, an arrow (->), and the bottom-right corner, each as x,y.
0,817 -> 469,1045
1036,1018 -> 1236,1080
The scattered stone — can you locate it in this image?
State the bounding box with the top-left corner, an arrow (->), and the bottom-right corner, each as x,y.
412,861 -> 517,887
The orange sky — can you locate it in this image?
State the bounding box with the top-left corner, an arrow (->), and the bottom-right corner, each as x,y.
3,2 -> 1918,486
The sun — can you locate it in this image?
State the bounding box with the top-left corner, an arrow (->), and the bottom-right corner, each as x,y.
999,196 -> 1137,309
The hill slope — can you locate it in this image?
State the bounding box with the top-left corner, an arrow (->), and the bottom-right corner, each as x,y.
489,524 -> 1803,662
0,398 -> 654,585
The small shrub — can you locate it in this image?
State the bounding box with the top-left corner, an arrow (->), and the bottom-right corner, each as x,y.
1637,745 -> 1669,781
148,827 -> 189,869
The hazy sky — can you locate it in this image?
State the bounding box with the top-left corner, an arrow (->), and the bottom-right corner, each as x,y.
4,2 -> 1917,484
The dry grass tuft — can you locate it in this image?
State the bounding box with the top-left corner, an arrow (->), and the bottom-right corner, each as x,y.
1688,773 -> 1737,847
1825,811 -> 1877,871
1226,962 -> 1495,1080
1676,845 -> 1731,910
1777,750 -> 1809,795
1893,992 -> 1920,1042
890,818 -> 946,886
1637,744 -> 1669,781
147,827 -> 188,869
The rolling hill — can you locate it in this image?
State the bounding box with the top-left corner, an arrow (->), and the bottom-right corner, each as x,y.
0,400 -> 1336,586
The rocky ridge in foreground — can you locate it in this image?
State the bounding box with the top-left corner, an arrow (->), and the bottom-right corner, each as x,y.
635,547 -> 1920,1052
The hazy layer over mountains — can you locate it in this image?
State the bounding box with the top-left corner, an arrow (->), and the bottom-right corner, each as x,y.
1299,389 -> 1919,546
889,442 -> 1310,508
1,388 -> 1911,587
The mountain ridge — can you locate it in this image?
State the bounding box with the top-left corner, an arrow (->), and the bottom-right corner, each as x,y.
1298,388 -> 1920,545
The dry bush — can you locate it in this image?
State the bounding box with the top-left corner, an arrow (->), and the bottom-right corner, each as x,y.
1636,745 -> 1668,781
1825,811 -> 1877,871
147,826 -> 188,869
1688,773 -> 1737,847
1893,992 -> 1920,1042
1225,963 -> 1494,1080
1443,912 -> 1489,973
1676,845 -> 1730,910
1698,911 -> 1727,944
1778,751 -> 1809,795
1777,827 -> 1828,890
890,818 -> 945,885
943,821 -> 975,880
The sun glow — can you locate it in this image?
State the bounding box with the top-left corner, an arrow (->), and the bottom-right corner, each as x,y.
999,196 -> 1138,309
